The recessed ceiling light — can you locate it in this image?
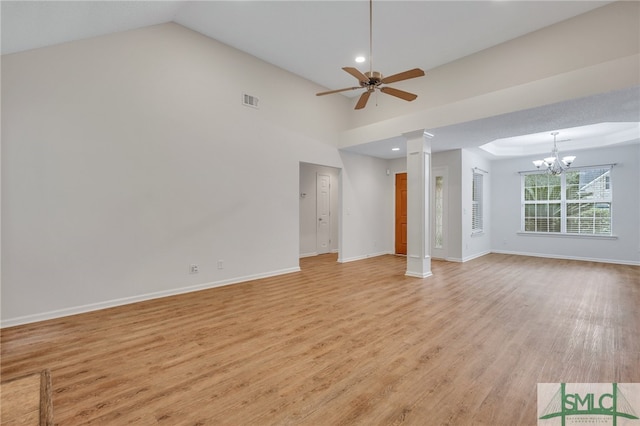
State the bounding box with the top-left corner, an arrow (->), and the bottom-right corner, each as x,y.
355,56 -> 366,63
392,147 -> 400,151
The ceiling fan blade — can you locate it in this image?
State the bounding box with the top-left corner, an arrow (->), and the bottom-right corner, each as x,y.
343,67 -> 369,83
355,90 -> 372,110
381,68 -> 425,84
380,86 -> 418,102
316,86 -> 362,96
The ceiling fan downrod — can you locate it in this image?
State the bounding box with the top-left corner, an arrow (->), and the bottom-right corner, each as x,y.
315,0 -> 426,109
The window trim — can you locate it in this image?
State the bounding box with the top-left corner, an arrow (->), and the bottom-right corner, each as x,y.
520,165 -> 613,236
516,231 -> 618,240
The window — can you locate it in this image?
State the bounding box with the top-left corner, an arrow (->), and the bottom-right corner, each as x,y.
523,173 -> 561,232
472,172 -> 483,233
522,167 -> 612,235
435,175 -> 444,248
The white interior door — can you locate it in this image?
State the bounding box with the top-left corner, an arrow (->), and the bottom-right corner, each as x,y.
432,167 -> 448,260
316,173 -> 331,254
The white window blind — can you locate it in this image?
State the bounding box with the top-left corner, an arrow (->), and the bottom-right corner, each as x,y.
521,166 -> 612,235
472,172 -> 483,233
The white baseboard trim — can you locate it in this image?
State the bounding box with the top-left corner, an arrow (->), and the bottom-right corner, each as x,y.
1,266 -> 301,328
490,249 -> 640,266
462,251 -> 491,263
299,252 -> 318,258
434,254 -> 489,263
338,251 -> 391,263
300,250 -> 339,258
405,271 -> 434,279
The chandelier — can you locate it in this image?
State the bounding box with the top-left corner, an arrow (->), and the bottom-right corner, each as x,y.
532,132 -> 576,175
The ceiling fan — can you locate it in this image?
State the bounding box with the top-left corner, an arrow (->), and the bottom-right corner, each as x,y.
316,0 -> 425,110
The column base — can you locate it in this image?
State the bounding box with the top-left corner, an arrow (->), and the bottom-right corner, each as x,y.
405,255 -> 433,278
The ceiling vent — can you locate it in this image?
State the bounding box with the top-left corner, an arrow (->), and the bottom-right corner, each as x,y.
242,93 -> 259,109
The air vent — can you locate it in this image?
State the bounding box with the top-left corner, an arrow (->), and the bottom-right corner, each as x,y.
242,93 -> 259,108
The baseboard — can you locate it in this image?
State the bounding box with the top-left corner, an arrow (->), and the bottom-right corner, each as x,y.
461,251 -> 491,263
405,271 -> 434,278
433,254 -> 488,263
299,252 -> 318,258
490,249 -> 640,266
300,249 -> 339,258
338,251 -> 391,263
1,266 -> 301,328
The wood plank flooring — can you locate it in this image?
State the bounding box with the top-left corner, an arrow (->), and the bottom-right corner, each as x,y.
0,369 -> 53,425
1,254 -> 639,425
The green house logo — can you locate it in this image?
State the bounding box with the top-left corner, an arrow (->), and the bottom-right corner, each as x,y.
538,383 -> 640,426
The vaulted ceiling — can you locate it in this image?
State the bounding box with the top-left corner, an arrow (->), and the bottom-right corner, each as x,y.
0,1 -> 612,91
2,1 -> 638,159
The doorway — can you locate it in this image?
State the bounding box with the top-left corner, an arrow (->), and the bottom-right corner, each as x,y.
316,173 -> 331,254
395,169 -> 448,258
299,163 -> 340,258
395,173 -> 407,255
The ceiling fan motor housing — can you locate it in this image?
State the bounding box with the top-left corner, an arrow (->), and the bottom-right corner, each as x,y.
314,0 -> 424,109
362,71 -> 383,87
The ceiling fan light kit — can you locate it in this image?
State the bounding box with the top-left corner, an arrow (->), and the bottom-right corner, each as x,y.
316,0 -> 425,110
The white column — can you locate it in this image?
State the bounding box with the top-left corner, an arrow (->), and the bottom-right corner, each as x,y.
404,130 -> 432,278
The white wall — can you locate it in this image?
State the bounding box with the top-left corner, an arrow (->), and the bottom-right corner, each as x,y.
491,143 -> 640,265
1,23 -> 389,326
432,150 -> 463,261
338,151 -> 394,262
428,149 -> 492,262
461,150 -> 492,261
299,163 -> 340,257
387,158 -> 407,177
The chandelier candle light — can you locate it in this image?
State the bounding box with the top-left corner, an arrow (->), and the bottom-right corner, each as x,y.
532,132 -> 576,175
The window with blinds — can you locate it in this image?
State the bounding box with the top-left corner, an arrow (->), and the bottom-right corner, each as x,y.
521,166 -> 612,235
472,172 -> 483,233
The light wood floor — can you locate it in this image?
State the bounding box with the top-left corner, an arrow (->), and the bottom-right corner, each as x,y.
2,254 -> 639,425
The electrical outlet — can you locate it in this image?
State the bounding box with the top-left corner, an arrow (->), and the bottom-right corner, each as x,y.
189,264 -> 199,274
217,260 -> 224,270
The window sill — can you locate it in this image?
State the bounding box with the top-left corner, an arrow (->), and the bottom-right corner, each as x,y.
517,231 -> 618,240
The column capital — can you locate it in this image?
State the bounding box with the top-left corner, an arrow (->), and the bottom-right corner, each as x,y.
402,129 -> 426,141
403,129 -> 432,155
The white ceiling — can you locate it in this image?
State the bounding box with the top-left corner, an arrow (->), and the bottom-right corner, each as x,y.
2,1 -> 638,159
342,86 -> 640,159
1,0 -> 612,92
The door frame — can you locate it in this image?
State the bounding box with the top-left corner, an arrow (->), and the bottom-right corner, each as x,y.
298,162 -> 341,261
316,172 -> 331,255
394,171 -> 408,255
